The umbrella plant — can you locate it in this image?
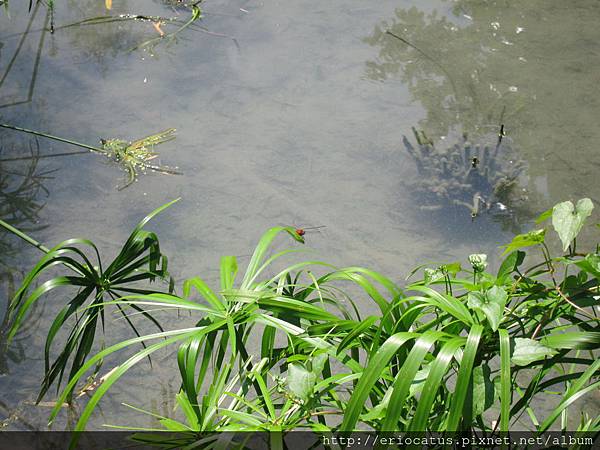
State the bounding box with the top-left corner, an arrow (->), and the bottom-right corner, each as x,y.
0,199 -> 598,448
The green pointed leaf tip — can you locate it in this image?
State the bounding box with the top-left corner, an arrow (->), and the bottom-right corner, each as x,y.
501,229 -> 545,255
468,254 -> 488,273
535,207 -> 553,224
552,198 -> 593,252
511,338 -> 557,366
496,250 -> 525,282
467,286 -> 507,331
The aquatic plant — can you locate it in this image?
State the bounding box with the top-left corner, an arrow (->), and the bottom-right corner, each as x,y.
0,200 -> 176,403
402,126 -> 528,218
0,123 -> 181,189
1,199 -> 599,446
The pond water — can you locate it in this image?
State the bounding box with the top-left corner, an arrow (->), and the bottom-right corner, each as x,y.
1,0 -> 599,430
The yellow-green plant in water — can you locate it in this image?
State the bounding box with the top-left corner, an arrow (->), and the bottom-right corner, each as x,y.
0,123 -> 181,189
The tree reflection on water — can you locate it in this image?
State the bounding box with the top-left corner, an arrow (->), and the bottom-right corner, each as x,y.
365,0 -> 600,230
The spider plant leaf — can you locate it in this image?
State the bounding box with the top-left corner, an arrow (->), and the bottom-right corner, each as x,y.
409,337 -> 464,431
381,331 -> 446,431
341,332 -> 418,431
409,285 -> 473,325
257,296 -> 340,322
220,409 -> 263,427
68,324 -> 223,448
320,269 -> 395,332
183,277 -> 225,311
43,285 -> 95,380
538,381 -> 600,432
541,331 -> 600,350
336,316 -> 378,355
7,276 -> 89,342
445,324 -> 482,431
220,256 -> 238,291
498,329 -> 511,431
240,227 -> 303,289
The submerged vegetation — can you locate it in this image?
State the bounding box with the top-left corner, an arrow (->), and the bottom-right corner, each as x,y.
0,198 -> 598,445
402,126 -> 528,219
0,123 -> 181,189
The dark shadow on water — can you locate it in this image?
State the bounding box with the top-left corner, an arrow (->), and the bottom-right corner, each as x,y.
0,137 -> 52,375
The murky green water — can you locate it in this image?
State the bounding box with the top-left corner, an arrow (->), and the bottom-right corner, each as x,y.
1,0 -> 599,430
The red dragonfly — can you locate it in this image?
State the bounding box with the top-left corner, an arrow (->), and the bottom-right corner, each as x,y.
294,226 -> 326,237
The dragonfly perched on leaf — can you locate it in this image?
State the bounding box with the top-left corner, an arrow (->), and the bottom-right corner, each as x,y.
0,123 -> 182,190
100,128 -> 182,190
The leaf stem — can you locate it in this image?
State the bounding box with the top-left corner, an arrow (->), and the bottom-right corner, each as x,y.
0,123 -> 108,155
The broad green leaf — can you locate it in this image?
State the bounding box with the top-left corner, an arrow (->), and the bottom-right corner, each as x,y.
472,364 -> 495,417
286,363 -> 316,401
501,229 -> 545,255
309,353 -> 328,374
443,262 -> 462,276
467,286 -> 507,331
575,254 -> 600,279
552,198 -> 594,252
496,251 -> 525,283
511,338 -> 557,366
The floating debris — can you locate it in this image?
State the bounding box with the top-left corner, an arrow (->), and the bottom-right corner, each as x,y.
100,128 -> 181,190
402,127 -> 528,218
0,123 -> 181,190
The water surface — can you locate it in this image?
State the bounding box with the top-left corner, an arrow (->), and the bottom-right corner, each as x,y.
1,0 -> 599,430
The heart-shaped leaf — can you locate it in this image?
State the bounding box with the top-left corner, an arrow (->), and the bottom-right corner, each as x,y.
286,353 -> 327,402
552,198 -> 594,252
287,363 -> 316,401
511,338 -> 557,366
467,286 -> 507,331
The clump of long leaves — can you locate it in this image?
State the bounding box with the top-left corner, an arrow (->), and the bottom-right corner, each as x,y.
0,200 -> 176,403
3,199 -> 600,448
